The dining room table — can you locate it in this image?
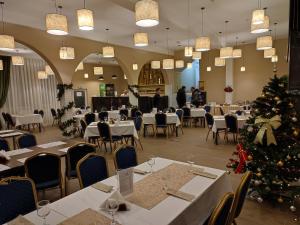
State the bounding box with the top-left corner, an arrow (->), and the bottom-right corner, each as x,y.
0,129 -> 24,149
21,157 -> 232,225
12,114 -> 44,132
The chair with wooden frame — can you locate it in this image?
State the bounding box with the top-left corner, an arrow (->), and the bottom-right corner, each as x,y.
17,134 -> 37,148
176,109 -> 184,135
97,122 -> 123,152
113,145 -> 138,170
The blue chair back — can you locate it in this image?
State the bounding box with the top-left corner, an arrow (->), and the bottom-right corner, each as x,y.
84,113 -> 95,125
205,113 -> 214,127
235,110 -> 243,116
66,143 -> 96,178
135,110 -> 142,117
169,107 -> 176,113
131,108 -> 138,118
99,111 -> 108,121
114,145 -> 138,169
0,177 -> 37,224
155,113 -> 167,127
176,109 -> 184,122
182,107 -> 191,117
134,116 -> 143,132
204,105 -> 211,113
25,153 -> 61,190
97,122 -> 111,140
18,134 -> 37,148
77,153 -> 108,188
120,109 -> 129,117
0,138 -> 9,151
225,115 -> 238,132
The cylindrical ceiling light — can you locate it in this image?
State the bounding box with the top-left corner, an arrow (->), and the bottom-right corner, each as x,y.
94,66 -> 103,75
195,8 -> 210,52
102,46 -> 115,58
12,56 -> 24,66
151,60 -> 160,69
271,55 -> 278,63
251,15 -> 269,34
215,57 -> 225,67
77,0 -> 94,31
241,66 -> 246,72
232,49 -> 242,58
0,60 -> 3,70
257,36 -> 272,50
0,3 -> 15,51
187,62 -> 192,69
184,47 -> 193,57
45,65 -> 54,75
84,73 -> 89,79
132,64 -> 138,70
163,59 -> 174,70
175,60 -> 184,69
38,71 -> 48,79
206,66 -> 211,72
112,74 -> 117,79
135,0 -> 159,27
59,47 -> 75,59
134,32 -> 148,47
252,9 -> 265,25
46,5 -> 68,35
75,62 -> 84,71
264,48 -> 276,58
192,51 -> 202,60
220,47 -> 233,59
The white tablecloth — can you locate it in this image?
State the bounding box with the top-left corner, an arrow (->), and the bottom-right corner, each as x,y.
143,113 -> 181,127
12,114 -> 43,126
84,121 -> 139,140
212,115 -> 248,132
190,109 -> 206,118
24,157 -> 232,225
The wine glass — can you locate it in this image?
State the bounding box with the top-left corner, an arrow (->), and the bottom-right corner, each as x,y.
37,200 -> 51,225
147,157 -> 156,173
106,198 -> 119,225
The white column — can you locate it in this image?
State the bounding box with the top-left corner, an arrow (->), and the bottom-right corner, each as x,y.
225,59 -> 234,104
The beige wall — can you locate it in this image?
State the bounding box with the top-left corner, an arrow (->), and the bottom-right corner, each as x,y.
201,39 -> 288,103
72,63 -> 128,106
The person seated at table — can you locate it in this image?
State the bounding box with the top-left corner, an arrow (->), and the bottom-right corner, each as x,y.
176,86 -> 186,108
153,88 -> 161,109
121,89 -> 129,96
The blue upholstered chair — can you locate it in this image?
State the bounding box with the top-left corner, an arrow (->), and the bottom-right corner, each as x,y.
182,107 -> 192,127
133,116 -> 144,150
235,110 -> 243,116
0,177 -> 37,224
155,113 -> 168,138
113,145 -> 138,170
135,110 -> 142,117
225,114 -> 238,143
0,138 -> 10,151
205,113 -> 214,141
99,111 -> 108,121
204,105 -> 211,113
176,109 -> 184,135
84,113 -> 95,125
18,134 -> 37,148
119,109 -> 129,119
205,192 -> 235,225
130,107 -> 138,119
76,153 -> 108,189
97,122 -> 122,152
24,153 -> 63,197
65,143 -> 96,194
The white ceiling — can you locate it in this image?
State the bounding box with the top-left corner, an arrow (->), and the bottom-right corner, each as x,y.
4,0 -> 289,54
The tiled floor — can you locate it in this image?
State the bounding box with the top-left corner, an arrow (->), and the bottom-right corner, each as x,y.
25,125 -> 300,225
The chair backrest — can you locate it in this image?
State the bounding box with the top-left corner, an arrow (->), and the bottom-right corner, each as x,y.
77,153 -> 108,189
84,113 -> 95,125
155,113 -> 167,126
225,115 -> 238,132
228,172 -> 253,223
176,109 -> 184,122
120,109 -> 129,117
113,145 -> 138,169
220,107 -> 225,115
80,119 -> 87,132
131,108 -> 138,118
24,153 -> 61,188
6,113 -> 15,126
66,143 -> 96,178
18,134 -> 37,148
0,138 -> 10,151
51,108 -> 57,117
182,107 -> 191,117
162,108 -> 168,113
205,113 -> 214,127
33,109 -> 39,114
97,122 -> 112,140
235,110 -> 242,116
38,110 -> 44,118
134,116 -> 143,132
135,110 -> 142,117
99,111 -> 108,121
204,105 -> 211,113
207,192 -> 235,225
169,107 -> 176,113
0,177 -> 37,224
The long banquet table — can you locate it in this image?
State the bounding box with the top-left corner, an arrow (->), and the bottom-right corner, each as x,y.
12,114 -> 44,132
23,157 -> 232,225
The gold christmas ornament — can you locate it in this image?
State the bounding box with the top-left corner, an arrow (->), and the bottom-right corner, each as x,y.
293,130 -> 299,137
277,160 -> 284,167
248,155 -> 253,161
277,197 -> 284,203
256,172 -> 262,177
274,96 -> 280,101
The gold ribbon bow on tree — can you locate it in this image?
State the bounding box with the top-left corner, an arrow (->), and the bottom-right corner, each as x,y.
254,115 -> 281,146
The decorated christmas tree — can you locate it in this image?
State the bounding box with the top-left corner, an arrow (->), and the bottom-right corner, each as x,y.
227,75 -> 300,211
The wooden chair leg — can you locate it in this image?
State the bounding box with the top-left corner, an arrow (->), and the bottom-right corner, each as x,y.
65,178 -> 68,196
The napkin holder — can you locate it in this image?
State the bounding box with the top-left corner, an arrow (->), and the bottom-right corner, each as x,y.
100,191 -> 131,212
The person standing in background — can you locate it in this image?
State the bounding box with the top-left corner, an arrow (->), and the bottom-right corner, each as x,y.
153,88 -> 161,109
176,86 -> 186,108
191,87 -> 201,108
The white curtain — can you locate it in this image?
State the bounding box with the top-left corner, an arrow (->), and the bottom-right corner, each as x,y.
1,58 -> 60,126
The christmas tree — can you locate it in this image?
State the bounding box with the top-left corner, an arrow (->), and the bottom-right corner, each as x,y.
227,75 -> 300,210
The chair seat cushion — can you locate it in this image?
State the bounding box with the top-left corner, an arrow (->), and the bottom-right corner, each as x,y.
36,179 -> 60,190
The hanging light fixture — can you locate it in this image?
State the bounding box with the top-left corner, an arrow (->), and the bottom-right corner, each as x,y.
241,66 -> 246,72
0,59 -> 3,70
103,28 -> 115,58
271,22 -> 278,63
134,32 -> 148,47
77,0 -> 94,31
135,0 -> 159,27
59,46 -> 75,59
192,51 -> 202,60
132,64 -> 138,70
195,7 -> 210,52
271,55 -> 278,63
206,66 -> 211,72
206,51 -> 212,72
232,37 -> 242,58
187,62 -> 192,69
151,60 -> 160,69
38,71 -> 48,79
98,76 -> 104,81
240,41 -> 246,72
112,74 -> 117,79
163,27 -> 174,69
251,14 -> 269,34
0,2 -> 15,51
257,35 -> 272,50
264,48 -> 276,58
184,0 -> 193,57
46,4 -> 68,35
184,47 -> 193,57
45,65 -> 54,75
252,0 -> 265,25
175,60 -> 184,69
215,57 -> 225,67
75,62 -> 84,71
12,56 -> 24,66
84,73 -> 89,78
220,21 -> 233,58
94,66 -> 103,75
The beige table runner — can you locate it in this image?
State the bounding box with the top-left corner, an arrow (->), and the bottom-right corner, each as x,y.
126,163 -> 196,210
59,208 -> 120,225
8,216 -> 34,225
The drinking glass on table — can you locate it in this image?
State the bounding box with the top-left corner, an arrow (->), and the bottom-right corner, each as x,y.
106,198 -> 119,225
147,156 -> 156,173
37,200 -> 51,225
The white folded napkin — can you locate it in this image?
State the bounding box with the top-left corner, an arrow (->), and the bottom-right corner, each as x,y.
100,191 -> 131,211
0,150 -> 11,161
